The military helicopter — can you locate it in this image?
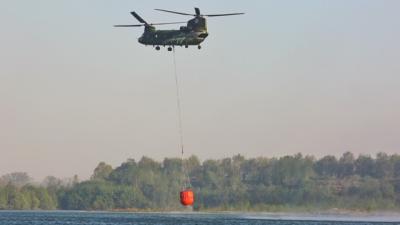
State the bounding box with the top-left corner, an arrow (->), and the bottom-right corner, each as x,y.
114,8 -> 244,51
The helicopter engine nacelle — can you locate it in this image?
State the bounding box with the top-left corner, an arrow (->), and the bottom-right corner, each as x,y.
180,26 -> 188,32
187,17 -> 207,32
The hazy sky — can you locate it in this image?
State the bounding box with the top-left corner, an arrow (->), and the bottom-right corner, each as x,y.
1,0 -> 400,180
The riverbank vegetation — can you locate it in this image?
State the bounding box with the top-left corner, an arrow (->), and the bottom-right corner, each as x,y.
1,152 -> 400,211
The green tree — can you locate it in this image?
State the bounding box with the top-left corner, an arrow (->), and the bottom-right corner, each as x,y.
314,155 -> 338,177
91,162 -> 113,181
338,152 -> 355,178
0,187 -> 7,209
109,159 -> 138,185
355,155 -> 375,177
375,153 -> 392,178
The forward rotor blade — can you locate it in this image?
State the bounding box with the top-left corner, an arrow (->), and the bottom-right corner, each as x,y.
150,22 -> 187,25
114,24 -> 143,27
114,22 -> 186,27
130,11 -> 148,24
155,9 -> 195,16
204,13 -> 245,17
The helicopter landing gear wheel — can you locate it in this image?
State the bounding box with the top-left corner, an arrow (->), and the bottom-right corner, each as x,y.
168,47 -> 173,51
198,45 -> 202,50
155,46 -> 161,51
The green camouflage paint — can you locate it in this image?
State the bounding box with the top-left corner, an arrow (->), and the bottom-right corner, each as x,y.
138,17 -> 208,46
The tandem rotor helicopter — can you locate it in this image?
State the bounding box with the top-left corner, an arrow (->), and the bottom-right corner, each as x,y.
114,7 -> 244,51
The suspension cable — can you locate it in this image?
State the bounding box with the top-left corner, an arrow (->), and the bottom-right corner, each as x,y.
172,47 -> 191,189
172,47 -> 184,159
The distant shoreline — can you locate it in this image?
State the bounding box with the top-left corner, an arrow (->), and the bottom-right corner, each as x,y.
2,153 -> 400,212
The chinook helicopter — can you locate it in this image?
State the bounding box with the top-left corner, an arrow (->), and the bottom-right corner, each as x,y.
114,8 -> 244,51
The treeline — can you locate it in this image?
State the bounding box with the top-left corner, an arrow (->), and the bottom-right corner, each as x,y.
0,184 -> 56,210
1,152 -> 400,211
0,173 -> 77,210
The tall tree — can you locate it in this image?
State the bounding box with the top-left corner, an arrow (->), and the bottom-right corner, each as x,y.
314,155 -> 338,177
91,162 -> 113,181
355,155 -> 375,177
338,152 -> 355,178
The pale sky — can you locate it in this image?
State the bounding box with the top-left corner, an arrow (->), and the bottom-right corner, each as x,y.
1,0 -> 400,180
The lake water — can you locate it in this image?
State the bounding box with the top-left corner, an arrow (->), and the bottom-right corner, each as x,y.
0,211 -> 399,225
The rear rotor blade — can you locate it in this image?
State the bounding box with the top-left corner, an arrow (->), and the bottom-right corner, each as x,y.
155,9 -> 195,16
130,11 -> 148,24
114,24 -> 144,27
204,13 -> 245,17
195,7 -> 201,16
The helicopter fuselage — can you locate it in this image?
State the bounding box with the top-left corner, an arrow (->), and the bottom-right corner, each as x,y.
138,17 -> 208,48
115,9 -> 243,50
138,29 -> 208,46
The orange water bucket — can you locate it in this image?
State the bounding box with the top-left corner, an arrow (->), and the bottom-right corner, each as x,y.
180,189 -> 194,206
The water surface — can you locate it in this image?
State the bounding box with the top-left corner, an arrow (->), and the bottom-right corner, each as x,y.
0,211 -> 399,225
